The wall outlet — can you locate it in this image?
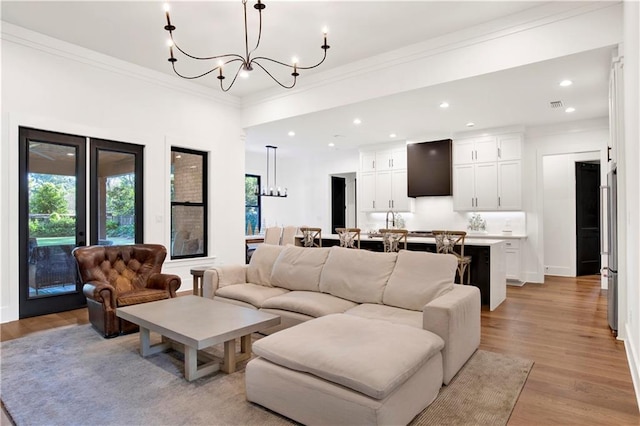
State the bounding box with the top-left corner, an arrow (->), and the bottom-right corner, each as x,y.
544,266 -> 549,272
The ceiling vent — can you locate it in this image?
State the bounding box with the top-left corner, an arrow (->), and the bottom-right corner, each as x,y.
550,100 -> 564,109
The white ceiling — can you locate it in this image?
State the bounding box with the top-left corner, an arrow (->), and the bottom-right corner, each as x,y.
1,1 -> 614,154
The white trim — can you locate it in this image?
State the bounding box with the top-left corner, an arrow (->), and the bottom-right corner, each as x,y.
0,22 -> 241,109
624,322 -> 640,411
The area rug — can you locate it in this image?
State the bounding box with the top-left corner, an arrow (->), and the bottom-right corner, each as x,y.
1,325 -> 532,426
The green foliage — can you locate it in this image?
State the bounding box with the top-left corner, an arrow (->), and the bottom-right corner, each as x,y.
106,175 -> 135,216
30,182 -> 69,214
29,215 -> 75,238
106,220 -> 134,239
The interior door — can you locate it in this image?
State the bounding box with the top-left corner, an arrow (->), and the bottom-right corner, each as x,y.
18,127 -> 87,318
576,161 -> 601,275
331,176 -> 346,233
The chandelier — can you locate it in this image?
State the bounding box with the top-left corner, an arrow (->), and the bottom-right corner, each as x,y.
163,1 -> 330,92
256,145 -> 287,198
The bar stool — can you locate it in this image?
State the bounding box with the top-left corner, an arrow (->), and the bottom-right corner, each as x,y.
336,228 -> 361,249
300,227 -> 322,247
432,230 -> 472,284
379,229 -> 408,253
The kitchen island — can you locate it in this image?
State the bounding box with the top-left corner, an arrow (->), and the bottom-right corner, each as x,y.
297,234 -> 506,311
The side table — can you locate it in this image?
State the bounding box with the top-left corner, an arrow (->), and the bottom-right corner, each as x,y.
190,266 -> 215,296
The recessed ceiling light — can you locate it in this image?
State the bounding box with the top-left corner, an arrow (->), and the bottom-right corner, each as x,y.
466,122 -> 475,127
328,142 -> 335,147
389,133 -> 397,138
439,102 -> 449,108
559,79 -> 573,87
66,153 -> 74,156
565,107 -> 576,113
288,131 -> 295,137
353,118 -> 362,125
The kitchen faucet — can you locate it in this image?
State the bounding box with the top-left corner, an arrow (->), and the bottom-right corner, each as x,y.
385,210 -> 395,229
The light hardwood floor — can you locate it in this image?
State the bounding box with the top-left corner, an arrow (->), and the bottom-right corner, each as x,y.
1,275 -> 638,424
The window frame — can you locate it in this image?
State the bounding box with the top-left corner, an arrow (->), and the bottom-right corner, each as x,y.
170,147 -> 208,260
245,174 -> 261,235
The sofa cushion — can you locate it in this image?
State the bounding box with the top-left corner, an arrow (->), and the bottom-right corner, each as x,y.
318,246 -> 397,304
345,303 -> 423,328
270,245 -> 331,291
246,244 -> 286,287
383,250 -> 457,311
215,283 -> 289,308
252,314 -> 444,400
262,291 -> 357,318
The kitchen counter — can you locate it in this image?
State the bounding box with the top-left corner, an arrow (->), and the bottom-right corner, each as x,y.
297,234 -> 507,310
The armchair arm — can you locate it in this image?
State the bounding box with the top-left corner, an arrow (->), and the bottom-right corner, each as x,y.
203,265 -> 248,299
423,284 -> 481,385
83,281 -> 117,311
147,273 -> 182,297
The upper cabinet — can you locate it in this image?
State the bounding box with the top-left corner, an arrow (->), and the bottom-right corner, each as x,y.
453,133 -> 523,211
358,145 -> 414,212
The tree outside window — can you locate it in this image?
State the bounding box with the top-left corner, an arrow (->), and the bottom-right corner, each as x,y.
245,174 -> 261,235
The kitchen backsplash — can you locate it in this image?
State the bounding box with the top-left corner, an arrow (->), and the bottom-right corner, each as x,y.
363,196 -> 526,235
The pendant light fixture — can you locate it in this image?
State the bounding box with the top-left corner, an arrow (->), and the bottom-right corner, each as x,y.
256,145 -> 287,198
163,1 -> 330,92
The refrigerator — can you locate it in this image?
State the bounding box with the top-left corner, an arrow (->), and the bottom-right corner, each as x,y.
607,168 -> 618,335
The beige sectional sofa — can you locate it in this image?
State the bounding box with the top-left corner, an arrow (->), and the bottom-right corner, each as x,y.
203,243 -> 480,385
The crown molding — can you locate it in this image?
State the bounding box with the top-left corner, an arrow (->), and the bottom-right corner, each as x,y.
241,1 -> 620,109
1,21 -> 241,110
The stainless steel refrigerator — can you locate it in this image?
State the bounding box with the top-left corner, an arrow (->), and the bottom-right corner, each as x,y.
607,168 -> 618,335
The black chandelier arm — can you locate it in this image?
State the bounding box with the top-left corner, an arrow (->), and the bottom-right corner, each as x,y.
170,58 -> 244,80
171,40 -> 246,63
252,61 -> 297,89
251,48 -> 328,71
219,63 -> 244,92
248,1 -> 264,57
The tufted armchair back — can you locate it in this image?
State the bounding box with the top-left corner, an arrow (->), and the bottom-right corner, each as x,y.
75,244 -> 167,294
73,244 -> 181,337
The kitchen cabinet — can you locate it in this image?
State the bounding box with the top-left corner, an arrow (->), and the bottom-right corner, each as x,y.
360,172 -> 376,211
359,146 -> 413,212
453,163 -> 498,210
453,136 -> 497,165
504,239 -> 521,281
453,132 -> 522,211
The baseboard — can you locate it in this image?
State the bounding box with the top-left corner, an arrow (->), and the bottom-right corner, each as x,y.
507,280 -> 525,287
624,322 -> 640,410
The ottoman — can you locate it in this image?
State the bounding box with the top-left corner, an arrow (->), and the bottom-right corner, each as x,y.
246,313 -> 445,425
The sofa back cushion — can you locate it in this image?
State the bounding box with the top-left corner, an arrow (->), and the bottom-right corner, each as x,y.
383,250 -> 457,310
270,245 -> 331,291
246,244 -> 286,286
319,246 -> 397,304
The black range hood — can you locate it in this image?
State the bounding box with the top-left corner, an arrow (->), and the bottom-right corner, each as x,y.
407,139 -> 452,197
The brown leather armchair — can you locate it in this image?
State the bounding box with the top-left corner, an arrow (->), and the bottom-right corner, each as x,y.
73,244 -> 181,338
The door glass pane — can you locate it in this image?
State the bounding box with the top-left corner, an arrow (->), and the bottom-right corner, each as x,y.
28,141 -> 78,298
97,150 -> 136,245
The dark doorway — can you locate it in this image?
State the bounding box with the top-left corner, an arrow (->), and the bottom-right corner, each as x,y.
331,176 -> 346,234
576,161 -> 601,276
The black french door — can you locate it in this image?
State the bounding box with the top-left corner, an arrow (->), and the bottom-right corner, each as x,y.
18,129 -> 145,318
19,127 -> 87,318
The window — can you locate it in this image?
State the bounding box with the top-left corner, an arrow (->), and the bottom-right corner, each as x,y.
245,174 -> 261,235
170,148 -> 207,259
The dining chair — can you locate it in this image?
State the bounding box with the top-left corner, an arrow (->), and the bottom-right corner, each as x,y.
280,226 -> 299,245
264,226 -> 283,245
379,229 -> 408,252
432,230 -> 472,284
336,228 -> 361,249
299,227 -> 322,247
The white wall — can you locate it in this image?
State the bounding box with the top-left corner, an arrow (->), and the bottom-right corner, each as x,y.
525,118 -> 609,284
542,152 -> 601,277
0,24 -> 245,322
622,0 -> 640,406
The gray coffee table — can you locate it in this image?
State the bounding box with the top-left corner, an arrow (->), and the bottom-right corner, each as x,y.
116,296 -> 280,381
